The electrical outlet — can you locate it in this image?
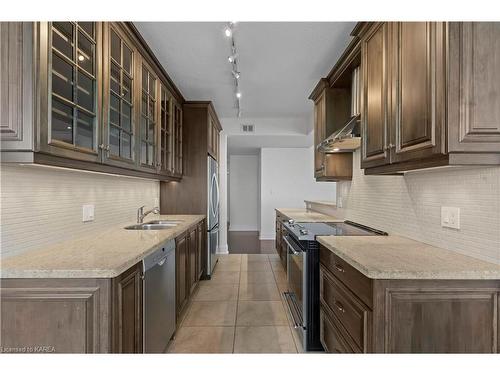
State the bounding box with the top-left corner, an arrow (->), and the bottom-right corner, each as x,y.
441,206 -> 460,229
82,204 -> 95,222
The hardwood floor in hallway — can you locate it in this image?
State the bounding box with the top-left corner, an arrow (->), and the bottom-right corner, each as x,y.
167,253 -> 304,353
227,231 -> 275,254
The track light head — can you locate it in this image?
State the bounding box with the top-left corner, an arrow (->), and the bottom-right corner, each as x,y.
224,26 -> 232,37
236,92 -> 242,99
232,70 -> 240,79
228,53 -> 238,63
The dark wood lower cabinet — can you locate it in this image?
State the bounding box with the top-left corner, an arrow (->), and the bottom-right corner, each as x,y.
319,244 -> 500,353
111,262 -> 143,353
175,219 -> 205,326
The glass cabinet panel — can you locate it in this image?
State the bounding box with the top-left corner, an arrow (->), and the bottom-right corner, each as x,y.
159,85 -> 172,173
140,65 -> 157,167
50,22 -> 96,151
107,28 -> 134,160
173,103 -> 183,175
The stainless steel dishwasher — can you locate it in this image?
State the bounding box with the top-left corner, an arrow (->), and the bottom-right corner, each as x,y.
143,239 -> 176,353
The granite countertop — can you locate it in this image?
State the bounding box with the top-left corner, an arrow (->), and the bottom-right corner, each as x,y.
0,215 -> 205,279
317,235 -> 500,280
304,200 -> 337,207
276,208 -> 343,223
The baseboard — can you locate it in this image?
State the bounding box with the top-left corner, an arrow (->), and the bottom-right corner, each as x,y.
228,225 -> 258,232
259,233 -> 276,241
217,244 -> 229,254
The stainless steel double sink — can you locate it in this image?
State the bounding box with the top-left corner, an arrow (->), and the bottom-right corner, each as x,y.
124,220 -> 183,230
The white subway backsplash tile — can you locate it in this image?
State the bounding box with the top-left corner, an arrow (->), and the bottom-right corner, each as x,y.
1,165 -> 159,258
337,150 -> 500,265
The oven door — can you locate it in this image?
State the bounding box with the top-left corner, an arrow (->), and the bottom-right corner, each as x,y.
283,234 -> 306,340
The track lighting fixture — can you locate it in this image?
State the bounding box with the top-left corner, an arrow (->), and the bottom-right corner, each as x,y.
232,70 -> 240,79
224,21 -> 242,117
228,53 -> 238,63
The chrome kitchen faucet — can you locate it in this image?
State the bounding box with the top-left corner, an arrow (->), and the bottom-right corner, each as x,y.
137,206 -> 160,224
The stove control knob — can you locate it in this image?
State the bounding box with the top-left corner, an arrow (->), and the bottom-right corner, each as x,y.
288,219 -> 295,225
300,229 -> 308,235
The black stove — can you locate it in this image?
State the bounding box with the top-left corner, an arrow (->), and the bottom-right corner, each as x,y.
281,219 -> 386,352
284,220 -> 387,242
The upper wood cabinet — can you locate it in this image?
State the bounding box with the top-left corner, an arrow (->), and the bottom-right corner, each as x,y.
1,22 -> 185,181
208,108 -> 222,161
359,22 -> 500,174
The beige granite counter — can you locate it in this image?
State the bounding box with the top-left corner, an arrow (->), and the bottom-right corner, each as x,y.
317,235 -> 500,280
0,215 -> 205,279
276,208 -> 343,222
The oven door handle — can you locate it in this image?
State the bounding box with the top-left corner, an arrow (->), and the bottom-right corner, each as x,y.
283,235 -> 302,256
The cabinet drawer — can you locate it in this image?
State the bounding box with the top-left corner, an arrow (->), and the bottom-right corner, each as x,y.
320,308 -> 357,353
320,265 -> 370,351
320,245 -> 373,308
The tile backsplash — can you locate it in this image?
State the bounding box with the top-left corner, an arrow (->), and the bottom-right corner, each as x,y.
337,150 -> 500,265
1,165 -> 159,258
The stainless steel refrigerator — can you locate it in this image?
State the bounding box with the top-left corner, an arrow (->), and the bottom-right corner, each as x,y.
207,156 -> 219,276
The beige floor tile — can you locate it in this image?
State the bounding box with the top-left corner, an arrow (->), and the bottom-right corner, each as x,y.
193,284 -> 239,301
236,301 -> 288,326
239,282 -> 281,301
210,270 -> 241,284
168,326 -> 235,353
183,301 -> 237,326
273,269 -> 288,284
290,325 -> 305,353
270,260 -> 285,271
241,261 -> 272,271
268,254 -> 280,261
240,271 -> 276,284
241,254 -> 270,262
215,261 -> 241,271
217,254 -> 242,264
234,326 -> 297,353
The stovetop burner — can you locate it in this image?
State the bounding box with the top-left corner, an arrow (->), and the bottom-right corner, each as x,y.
284,220 -> 387,242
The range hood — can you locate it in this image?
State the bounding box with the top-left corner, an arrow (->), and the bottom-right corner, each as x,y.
318,66 -> 361,153
317,114 -> 361,153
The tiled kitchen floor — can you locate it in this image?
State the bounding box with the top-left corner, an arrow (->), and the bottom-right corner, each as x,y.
167,253 -> 303,353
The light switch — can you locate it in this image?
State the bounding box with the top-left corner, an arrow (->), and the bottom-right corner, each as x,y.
82,204 -> 95,222
441,206 -> 460,229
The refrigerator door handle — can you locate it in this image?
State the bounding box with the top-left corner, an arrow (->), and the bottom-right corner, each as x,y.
214,173 -> 220,218
210,173 -> 217,218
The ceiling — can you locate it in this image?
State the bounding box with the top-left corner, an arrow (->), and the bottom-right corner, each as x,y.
134,22 -> 355,119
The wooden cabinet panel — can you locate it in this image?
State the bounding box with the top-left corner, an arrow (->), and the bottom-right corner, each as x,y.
361,22 -> 391,169
111,262 -> 143,353
320,309 -> 357,353
175,233 -> 188,323
391,22 -> 446,163
197,220 -> 205,279
0,278 -> 110,353
320,265 -> 370,351
449,22 -> 500,152
320,245 -> 372,308
313,89 -> 327,176
385,288 -> 498,353
188,226 -> 198,294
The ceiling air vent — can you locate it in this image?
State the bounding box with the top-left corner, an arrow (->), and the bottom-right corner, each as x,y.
241,124 -> 255,133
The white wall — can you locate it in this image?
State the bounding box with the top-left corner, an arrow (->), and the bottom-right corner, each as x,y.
336,150 -> 500,265
1,165 -> 159,258
259,146 -> 336,239
217,132 -> 229,253
228,154 -> 260,231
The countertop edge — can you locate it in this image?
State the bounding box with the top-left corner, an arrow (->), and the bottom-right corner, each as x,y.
0,215 -> 205,279
316,236 -> 500,280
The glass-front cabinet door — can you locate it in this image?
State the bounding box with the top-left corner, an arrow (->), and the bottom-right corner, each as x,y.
38,22 -> 102,162
158,84 -> 173,175
101,23 -> 136,169
172,102 -> 183,176
139,63 -> 158,171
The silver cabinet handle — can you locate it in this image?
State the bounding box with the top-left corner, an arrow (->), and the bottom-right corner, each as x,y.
283,236 -> 301,256
334,299 -> 345,313
334,263 -> 345,273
